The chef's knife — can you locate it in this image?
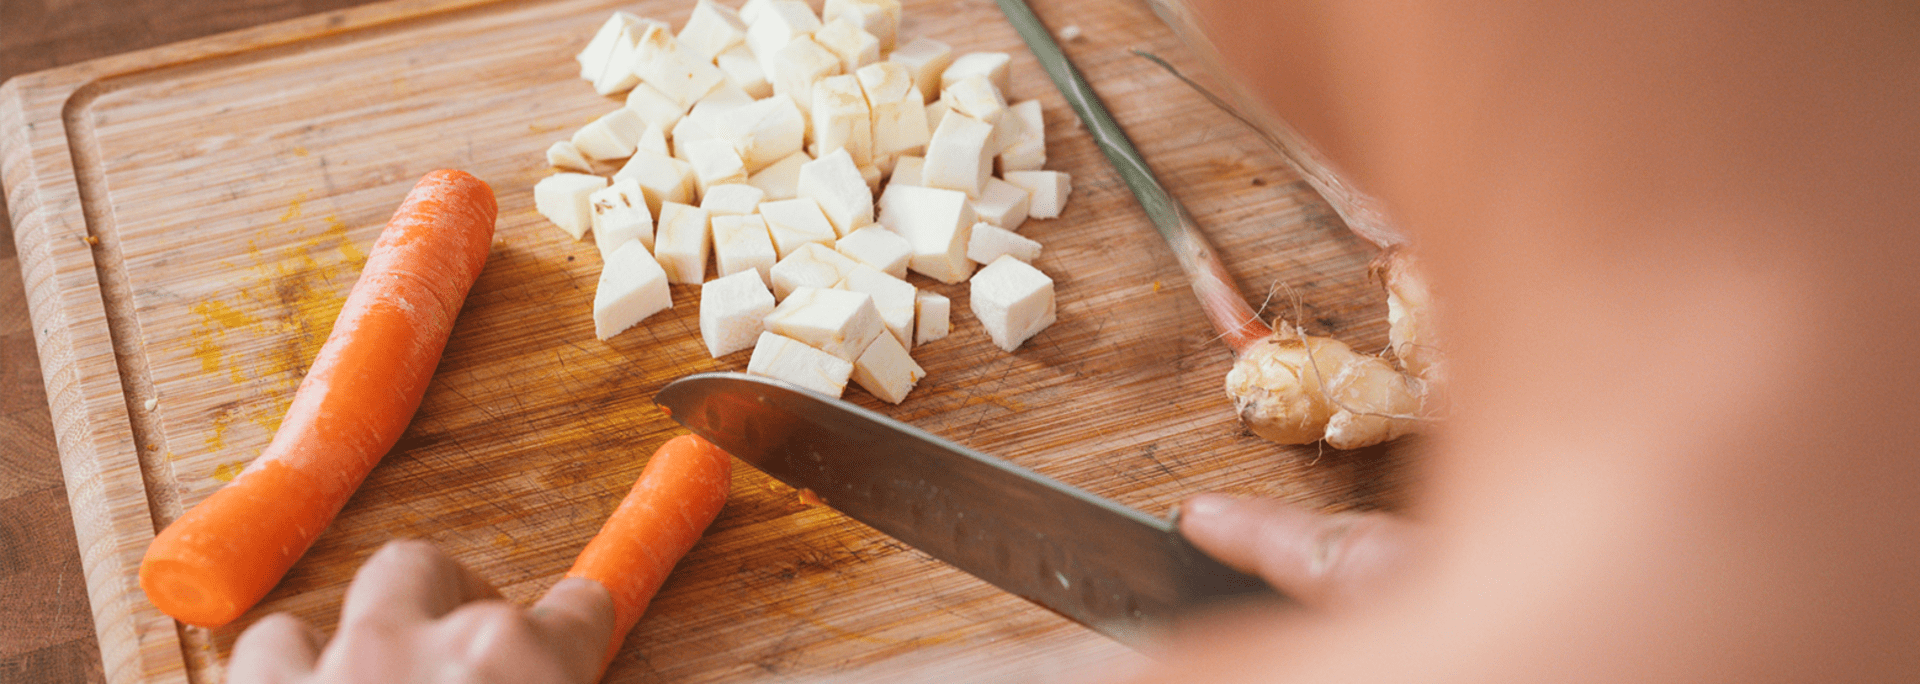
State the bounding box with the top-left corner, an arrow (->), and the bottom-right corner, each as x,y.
654,372 -> 1277,645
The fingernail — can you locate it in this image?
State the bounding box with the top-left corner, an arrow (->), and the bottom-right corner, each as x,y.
1182,494 -> 1233,519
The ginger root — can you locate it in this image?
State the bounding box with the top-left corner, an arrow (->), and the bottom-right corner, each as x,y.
1225,325 -> 1422,450
1377,248 -> 1444,388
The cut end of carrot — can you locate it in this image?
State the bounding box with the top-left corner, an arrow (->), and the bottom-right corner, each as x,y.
140,557 -> 248,628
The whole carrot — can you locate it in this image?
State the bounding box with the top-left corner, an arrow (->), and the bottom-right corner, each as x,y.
140,170 -> 497,628
567,434 -> 732,667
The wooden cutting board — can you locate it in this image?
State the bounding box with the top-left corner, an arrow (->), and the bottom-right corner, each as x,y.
0,0 -> 1413,681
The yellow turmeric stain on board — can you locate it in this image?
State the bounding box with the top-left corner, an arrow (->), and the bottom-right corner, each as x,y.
189,300 -> 254,383
205,406 -> 236,452
184,205 -> 372,458
280,191 -> 307,222
326,216 -> 368,269
247,396 -> 290,438
210,461 -> 248,482
291,146 -> 309,157
192,299 -> 254,329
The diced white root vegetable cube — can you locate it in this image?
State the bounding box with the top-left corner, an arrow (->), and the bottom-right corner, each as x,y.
632,25 -> 726,107
572,107 -> 648,161
747,331 -> 853,397
652,202 -> 711,284
943,75 -> 1022,154
625,83 -> 689,131
941,52 -> 1012,95
1008,98 -> 1045,136
636,123 -> 670,157
594,240 -> 673,340
889,155 -> 925,187
921,110 -> 995,198
739,0 -> 775,24
811,75 -> 875,167
915,290 -> 950,346
851,331 -> 924,404
1002,170 -> 1072,219
769,37 -> 843,117
924,97 -> 950,136
716,44 -> 773,99
824,0 -> 900,51
690,84 -> 756,120
998,137 -> 1046,174
770,244 -> 857,300
769,247 -> 843,301
670,114 -> 716,162
860,164 -> 884,194
748,150 -> 812,200
876,184 -> 977,283
578,12 -> 646,80
796,242 -> 861,278
966,221 -> 1041,265
593,39 -> 640,97
747,1 -> 822,73
759,197 -> 839,258
699,270 -> 776,358
677,0 -> 748,62
712,214 -> 779,285
701,183 -> 767,216
997,99 -> 1046,172
716,97 -> 806,172
590,20 -> 653,95
970,177 -> 1030,230
888,37 -> 953,103
836,264 -> 915,349
613,150 -> 696,217
835,224 -> 912,278
535,173 -> 607,240
971,255 -> 1056,352
856,62 -> 931,157
546,141 -> 592,172
590,179 -> 655,261
813,19 -> 880,73
796,148 -> 874,237
764,286 -> 885,360
683,138 -> 749,197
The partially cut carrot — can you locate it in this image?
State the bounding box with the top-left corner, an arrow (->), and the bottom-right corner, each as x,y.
567,434 -> 732,665
140,170 -> 497,628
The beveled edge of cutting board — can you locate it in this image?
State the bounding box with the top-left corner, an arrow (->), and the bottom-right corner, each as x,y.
0,1 -> 537,681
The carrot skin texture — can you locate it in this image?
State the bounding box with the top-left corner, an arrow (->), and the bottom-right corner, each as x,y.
139,170 -> 497,628
567,434 -> 733,665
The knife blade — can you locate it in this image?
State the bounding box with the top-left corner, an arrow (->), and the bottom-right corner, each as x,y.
654,372 -> 1277,645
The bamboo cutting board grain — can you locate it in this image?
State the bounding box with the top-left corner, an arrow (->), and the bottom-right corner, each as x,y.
0,0 -> 1413,681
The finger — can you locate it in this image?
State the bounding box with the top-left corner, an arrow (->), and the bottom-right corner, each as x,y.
1177,494 -> 1415,609
227,613 -> 323,683
529,578 -> 619,681
341,539 -> 501,626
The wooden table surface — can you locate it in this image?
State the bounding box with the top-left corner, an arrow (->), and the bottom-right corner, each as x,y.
0,3 -> 382,680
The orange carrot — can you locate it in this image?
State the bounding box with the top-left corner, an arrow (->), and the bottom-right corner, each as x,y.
139,170 -> 497,628
567,434 -> 732,665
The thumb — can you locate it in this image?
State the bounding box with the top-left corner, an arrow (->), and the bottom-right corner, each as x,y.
530,577 -> 619,683
1178,494 -> 1416,610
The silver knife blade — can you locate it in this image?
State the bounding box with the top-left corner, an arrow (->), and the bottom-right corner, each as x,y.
654,372 -> 1277,645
